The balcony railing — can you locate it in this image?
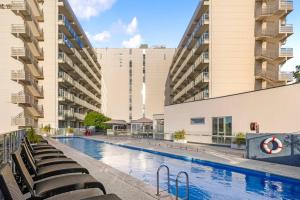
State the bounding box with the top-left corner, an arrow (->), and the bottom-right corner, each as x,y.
12,112 -> 36,127
195,72 -> 209,86
279,48 -> 293,57
256,0 -> 293,18
280,24 -> 293,33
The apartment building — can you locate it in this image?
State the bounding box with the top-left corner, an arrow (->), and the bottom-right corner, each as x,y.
168,0 -> 293,105
0,0 -> 102,132
96,47 -> 175,122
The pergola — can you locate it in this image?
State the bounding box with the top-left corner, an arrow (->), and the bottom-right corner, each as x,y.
130,117 -> 153,133
104,120 -> 128,131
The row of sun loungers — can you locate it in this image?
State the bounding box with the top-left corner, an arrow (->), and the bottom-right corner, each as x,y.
0,137 -> 122,200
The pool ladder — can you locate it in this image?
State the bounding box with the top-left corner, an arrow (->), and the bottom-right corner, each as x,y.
156,164 -> 189,200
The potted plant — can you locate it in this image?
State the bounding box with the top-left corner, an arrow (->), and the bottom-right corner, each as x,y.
231,132 -> 246,150
173,130 -> 187,143
66,127 -> 74,136
26,128 -> 41,144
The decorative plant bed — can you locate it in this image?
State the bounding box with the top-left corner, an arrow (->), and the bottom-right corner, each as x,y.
173,130 -> 187,144
174,139 -> 188,144
231,133 -> 246,150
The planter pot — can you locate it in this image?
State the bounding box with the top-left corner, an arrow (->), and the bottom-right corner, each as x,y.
66,133 -> 74,137
231,143 -> 246,150
174,139 -> 187,144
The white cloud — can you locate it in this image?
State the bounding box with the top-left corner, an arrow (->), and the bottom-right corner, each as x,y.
93,31 -> 111,42
126,17 -> 138,35
111,17 -> 139,35
69,0 -> 117,20
85,31 -> 111,43
122,34 -> 142,48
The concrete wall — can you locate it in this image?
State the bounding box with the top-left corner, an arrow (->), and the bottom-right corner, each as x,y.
39,0 -> 58,128
96,48 -> 175,122
210,0 -> 255,98
247,133 -> 300,167
165,84 -> 300,143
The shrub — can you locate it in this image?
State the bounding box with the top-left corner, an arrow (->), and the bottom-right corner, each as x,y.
174,130 -> 186,140
67,128 -> 74,133
43,124 -> 51,133
26,127 -> 41,144
84,112 -> 111,130
233,132 -> 246,145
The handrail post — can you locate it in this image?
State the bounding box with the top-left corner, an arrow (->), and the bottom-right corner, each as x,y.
176,171 -> 189,200
156,164 -> 170,196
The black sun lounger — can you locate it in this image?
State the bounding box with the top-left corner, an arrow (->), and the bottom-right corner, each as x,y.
25,137 -> 55,150
21,145 -> 89,181
23,143 -> 77,167
12,149 -> 107,199
0,164 -> 122,200
24,138 -> 64,155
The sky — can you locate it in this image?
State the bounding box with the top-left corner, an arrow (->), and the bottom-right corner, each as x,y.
69,0 -> 299,72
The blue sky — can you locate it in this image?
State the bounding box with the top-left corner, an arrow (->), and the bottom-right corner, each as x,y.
69,0 -> 299,71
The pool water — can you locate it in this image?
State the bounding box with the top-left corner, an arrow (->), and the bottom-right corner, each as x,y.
56,137 -> 300,200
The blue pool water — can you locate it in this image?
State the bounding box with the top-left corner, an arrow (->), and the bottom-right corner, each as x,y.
56,137 -> 300,200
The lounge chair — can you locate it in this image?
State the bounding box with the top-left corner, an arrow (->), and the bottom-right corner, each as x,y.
0,163 -> 122,200
12,149 -> 107,199
25,137 -> 55,150
24,138 -> 64,155
21,145 -> 89,181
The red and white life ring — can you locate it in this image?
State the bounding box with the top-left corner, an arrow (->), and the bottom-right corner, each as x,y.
263,137 -> 283,154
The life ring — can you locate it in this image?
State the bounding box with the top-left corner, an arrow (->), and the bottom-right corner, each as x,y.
263,137 -> 283,154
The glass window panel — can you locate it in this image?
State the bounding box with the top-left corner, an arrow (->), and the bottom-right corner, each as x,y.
218,118 -> 224,134
212,118 -> 218,135
225,117 -> 232,136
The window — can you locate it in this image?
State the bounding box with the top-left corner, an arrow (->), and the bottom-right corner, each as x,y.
191,118 -> 205,125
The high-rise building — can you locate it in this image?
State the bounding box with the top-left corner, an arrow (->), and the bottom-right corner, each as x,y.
96,47 -> 175,122
168,0 -> 293,105
0,0 -> 102,132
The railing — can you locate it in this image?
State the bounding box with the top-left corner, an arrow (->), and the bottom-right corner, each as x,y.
0,130 -> 26,164
58,32 -> 74,49
279,48 -> 293,57
195,72 -> 209,85
12,113 -> 36,127
11,91 -> 43,116
279,24 -> 293,33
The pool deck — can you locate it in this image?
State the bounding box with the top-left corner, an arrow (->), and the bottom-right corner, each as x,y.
49,136 -> 300,200
48,138 -> 174,200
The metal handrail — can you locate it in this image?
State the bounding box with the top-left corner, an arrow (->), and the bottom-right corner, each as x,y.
176,171 -> 189,200
156,164 -> 170,196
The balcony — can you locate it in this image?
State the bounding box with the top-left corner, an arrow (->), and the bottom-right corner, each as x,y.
11,0 -> 43,21
194,13 -> 209,38
256,24 -> 293,41
12,112 -> 37,127
194,72 -> 209,88
11,70 -> 43,98
11,91 -> 43,117
256,47 -> 293,62
58,32 -> 74,54
256,0 -> 293,20
58,110 -> 75,121
58,71 -> 75,87
58,90 -> 74,103
58,52 -> 74,71
74,113 -> 85,121
58,14 -> 84,49
194,90 -> 209,101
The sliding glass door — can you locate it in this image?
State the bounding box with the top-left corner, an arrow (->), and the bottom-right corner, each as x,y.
212,116 -> 232,144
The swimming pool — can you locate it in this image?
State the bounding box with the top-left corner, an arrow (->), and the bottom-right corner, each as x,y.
56,137 -> 300,200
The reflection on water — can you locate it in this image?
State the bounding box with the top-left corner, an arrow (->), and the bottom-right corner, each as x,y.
57,137 -> 300,200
